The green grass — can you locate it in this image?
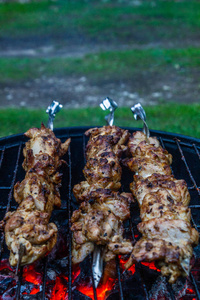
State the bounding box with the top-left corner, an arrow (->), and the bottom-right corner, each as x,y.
0,0 -> 200,43
1,48 -> 200,83
0,103 -> 199,139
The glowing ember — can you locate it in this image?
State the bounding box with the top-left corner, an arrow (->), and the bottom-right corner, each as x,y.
0,259 -> 13,272
77,277 -> 115,300
72,265 -> 81,282
186,287 -> 195,294
119,256 -> 136,274
51,276 -> 68,300
30,286 -> 40,295
22,264 -> 42,295
141,262 -> 161,272
23,265 -> 42,285
96,278 -> 115,300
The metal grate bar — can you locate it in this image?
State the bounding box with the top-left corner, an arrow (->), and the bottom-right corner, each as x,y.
158,136 -> 166,149
175,139 -> 200,196
0,234 -> 4,261
83,133 -> 86,164
166,281 -> 176,300
159,137 -> 174,176
68,144 -> 72,300
116,255 -> 124,300
0,146 -> 5,169
193,143 -> 200,160
189,272 -> 200,300
136,264 -> 149,300
0,143 -> 22,259
41,257 -> 48,299
15,266 -> 23,300
0,146 -> 5,259
90,254 -> 98,300
5,143 -> 22,214
159,137 -> 200,150
82,134 -> 98,300
190,214 -> 199,233
130,218 -> 137,244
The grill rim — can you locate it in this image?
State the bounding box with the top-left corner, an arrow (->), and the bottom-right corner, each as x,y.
0,126 -> 200,148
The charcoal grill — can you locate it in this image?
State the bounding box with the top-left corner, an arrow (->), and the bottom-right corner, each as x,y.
0,126 -> 200,300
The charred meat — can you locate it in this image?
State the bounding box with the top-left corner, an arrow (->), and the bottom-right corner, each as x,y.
124,131 -> 199,283
4,124 -> 70,266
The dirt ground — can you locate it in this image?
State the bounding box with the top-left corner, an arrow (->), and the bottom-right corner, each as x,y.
0,39 -> 199,109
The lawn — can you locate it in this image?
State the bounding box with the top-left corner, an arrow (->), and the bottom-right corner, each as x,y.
0,103 -> 199,139
1,48 -> 200,83
0,0 -> 200,43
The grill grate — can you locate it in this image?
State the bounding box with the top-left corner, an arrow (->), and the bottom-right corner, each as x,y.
0,126 -> 200,300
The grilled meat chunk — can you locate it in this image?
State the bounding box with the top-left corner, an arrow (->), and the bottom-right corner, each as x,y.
124,131 -> 172,178
4,196 -> 58,266
131,173 -> 190,207
14,171 -> 61,213
73,126 -> 129,202
71,190 -> 133,264
124,131 -> 199,283
140,189 -> 191,222
72,126 -> 133,265
4,125 -> 70,267
23,123 -> 70,174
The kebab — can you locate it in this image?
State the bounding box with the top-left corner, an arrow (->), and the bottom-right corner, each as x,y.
71,98 -> 134,287
122,103 -> 199,283
2,101 -> 71,268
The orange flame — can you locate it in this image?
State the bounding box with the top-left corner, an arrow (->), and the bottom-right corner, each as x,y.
119,256 -> 136,274
22,264 -> 42,295
51,275 -> 68,300
77,277 -> 115,300
23,265 -> 42,285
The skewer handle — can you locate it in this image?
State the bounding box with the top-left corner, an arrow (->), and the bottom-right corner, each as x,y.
46,100 -> 63,130
131,103 -> 150,138
100,97 -> 118,126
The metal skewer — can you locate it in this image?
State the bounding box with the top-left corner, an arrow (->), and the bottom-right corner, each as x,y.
131,103 -> 150,138
92,245 -> 105,288
91,97 -> 118,288
100,97 -> 118,126
46,100 -> 63,131
15,244 -> 25,275
15,101 -> 63,275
